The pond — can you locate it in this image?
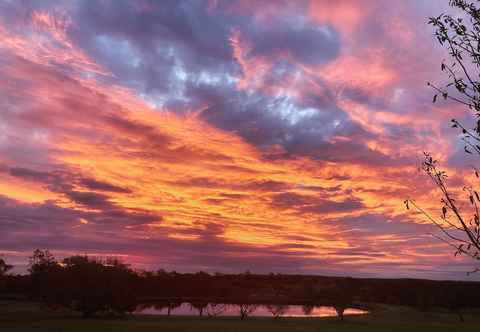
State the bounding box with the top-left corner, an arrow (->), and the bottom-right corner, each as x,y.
135,303 -> 368,318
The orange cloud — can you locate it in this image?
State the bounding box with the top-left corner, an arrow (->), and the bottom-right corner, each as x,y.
0,5 -> 475,278
308,0 -> 371,36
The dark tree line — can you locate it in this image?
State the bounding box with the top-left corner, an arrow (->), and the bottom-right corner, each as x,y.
2,251 -> 480,320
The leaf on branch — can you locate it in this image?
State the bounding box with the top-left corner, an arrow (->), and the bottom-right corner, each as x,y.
433,94 -> 438,103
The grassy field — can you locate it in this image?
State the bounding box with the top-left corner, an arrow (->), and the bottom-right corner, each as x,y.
1,301 -> 480,332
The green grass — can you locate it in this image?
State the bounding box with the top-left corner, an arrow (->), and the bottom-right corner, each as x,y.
1,301 -> 480,332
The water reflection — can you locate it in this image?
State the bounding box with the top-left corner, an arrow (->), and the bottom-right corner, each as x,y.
135,303 -> 368,318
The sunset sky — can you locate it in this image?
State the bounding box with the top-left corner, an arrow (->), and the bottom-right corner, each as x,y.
1,0 -> 479,280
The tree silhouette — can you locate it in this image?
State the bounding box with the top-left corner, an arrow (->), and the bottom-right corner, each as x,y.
0,257 -> 12,276
321,278 -> 356,321
405,0 -> 480,272
166,301 -> 182,316
266,304 -> 289,319
0,257 -> 13,295
28,249 -> 63,305
28,250 -> 138,317
61,255 -> 138,317
28,249 -> 57,275
189,301 -> 208,316
238,303 -> 257,320
302,304 -> 314,315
